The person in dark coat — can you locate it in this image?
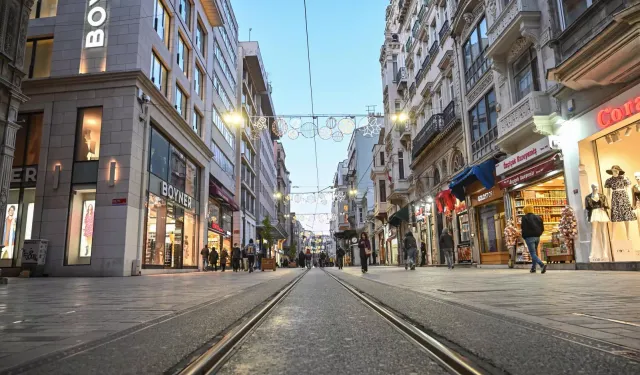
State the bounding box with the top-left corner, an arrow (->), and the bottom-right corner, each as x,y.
232,243 -> 242,272
209,247 -> 219,271
220,248 -> 228,272
439,228 -> 455,270
298,250 -> 306,269
200,245 -> 210,271
319,252 -> 327,268
305,249 -> 312,269
420,242 -> 427,266
336,247 -> 346,270
358,233 -> 372,274
403,232 -> 418,271
521,205 -> 547,274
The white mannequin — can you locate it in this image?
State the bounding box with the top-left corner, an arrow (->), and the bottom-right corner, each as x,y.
588,184 -> 607,260
606,168 -> 631,240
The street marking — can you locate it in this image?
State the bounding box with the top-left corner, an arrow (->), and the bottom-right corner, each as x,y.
572,313 -> 640,327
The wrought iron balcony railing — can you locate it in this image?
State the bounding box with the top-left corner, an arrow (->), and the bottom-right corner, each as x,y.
438,20 -> 450,42
443,100 -> 456,127
412,20 -> 421,38
429,39 -> 439,57
412,113 -> 444,159
394,67 -> 407,84
405,37 -> 413,52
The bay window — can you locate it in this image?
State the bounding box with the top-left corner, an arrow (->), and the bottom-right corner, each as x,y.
513,47 -> 540,102
462,17 -> 490,92
558,0 -> 593,29
469,89 -> 498,161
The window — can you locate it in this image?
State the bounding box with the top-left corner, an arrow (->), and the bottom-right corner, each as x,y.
194,65 -> 203,98
452,150 -> 464,172
433,168 -> 441,185
214,42 -> 237,89
65,186 -> 96,265
212,142 -> 235,179
513,47 -> 540,102
380,152 -> 385,166
24,38 -> 53,78
153,0 -> 170,46
379,180 -> 387,203
14,113 -> 44,167
212,109 -> 235,149
177,35 -> 189,76
192,109 -> 202,135
170,146 -> 187,192
75,107 -> 102,162
463,17 -> 491,91
441,159 -> 448,177
175,86 -> 187,119
150,128 -> 170,180
559,0 -> 592,28
219,27 -> 236,65
469,89 -> 498,161
178,0 -> 191,27
151,52 -> 168,95
220,0 -> 238,37
195,21 -> 206,56
392,54 -> 398,78
398,151 -> 405,180
30,0 -> 58,19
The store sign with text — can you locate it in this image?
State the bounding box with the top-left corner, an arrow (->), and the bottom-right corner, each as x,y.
11,166 -> 37,185
470,185 -> 504,207
495,137 -> 560,176
161,181 -> 193,209
597,95 -> 640,129
497,155 -> 560,189
80,0 -> 108,74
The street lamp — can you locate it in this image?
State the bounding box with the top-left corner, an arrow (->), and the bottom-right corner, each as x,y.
223,112 -> 243,126
349,189 -> 358,196
273,192 -> 282,199
391,112 -> 409,123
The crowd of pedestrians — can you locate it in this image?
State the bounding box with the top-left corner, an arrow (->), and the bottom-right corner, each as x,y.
199,238 -> 271,273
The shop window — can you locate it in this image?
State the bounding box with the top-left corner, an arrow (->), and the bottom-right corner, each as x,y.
462,17 -> 490,91
170,146 -> 187,192
24,38 -> 53,79
183,211 -> 197,266
150,128 -> 170,180
14,112 -> 44,167
194,64 -> 204,99
65,186 -> 96,265
558,0 -> 593,29
177,35 -> 189,77
513,47 -> 540,102
469,89 -> 498,161
30,0 -> 58,19
192,109 -> 202,136
1,189 -> 36,265
151,52 -> 168,95
75,107 -> 102,162
178,0 -> 191,28
195,21 -> 206,57
153,0 -> 170,47
175,85 -> 187,119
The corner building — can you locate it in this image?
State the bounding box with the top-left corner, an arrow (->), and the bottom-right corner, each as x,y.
1,0 -> 241,276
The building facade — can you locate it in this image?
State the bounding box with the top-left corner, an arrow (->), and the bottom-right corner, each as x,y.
3,0 -> 245,276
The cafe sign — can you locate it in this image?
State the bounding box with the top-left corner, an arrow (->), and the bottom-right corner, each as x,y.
161,181 -> 193,209
495,136 -> 560,176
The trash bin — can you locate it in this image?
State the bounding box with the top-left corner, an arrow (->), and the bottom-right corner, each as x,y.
21,239 -> 49,277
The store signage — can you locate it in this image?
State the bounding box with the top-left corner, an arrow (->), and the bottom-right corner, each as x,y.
495,137 -> 560,175
11,166 -> 37,184
111,198 -> 127,206
470,185 -> 504,207
597,96 -> 640,129
497,155 -> 560,189
85,0 -> 108,48
161,181 -> 193,209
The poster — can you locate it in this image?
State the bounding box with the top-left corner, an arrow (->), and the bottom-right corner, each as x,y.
1,204 -> 18,260
80,200 -> 95,257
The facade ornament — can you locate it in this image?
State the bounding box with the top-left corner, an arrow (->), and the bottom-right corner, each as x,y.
466,71 -> 493,105
5,4 -> 17,58
487,0 -> 497,19
507,37 -> 531,62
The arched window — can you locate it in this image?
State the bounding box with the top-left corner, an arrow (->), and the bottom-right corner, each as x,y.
441,159 -> 448,177
452,150 -> 464,173
433,168 -> 441,185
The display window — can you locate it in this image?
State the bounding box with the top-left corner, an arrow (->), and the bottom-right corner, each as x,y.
579,123 -> 640,262
510,174 -> 570,263
75,107 -> 102,161
65,186 -> 96,265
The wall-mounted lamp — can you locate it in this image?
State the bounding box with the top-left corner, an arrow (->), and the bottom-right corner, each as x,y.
108,161 -> 117,186
53,164 -> 61,189
625,127 -> 632,137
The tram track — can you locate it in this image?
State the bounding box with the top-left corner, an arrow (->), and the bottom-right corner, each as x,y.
177,267 -> 489,375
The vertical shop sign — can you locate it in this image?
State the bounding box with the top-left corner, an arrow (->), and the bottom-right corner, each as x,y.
80,0 -> 108,73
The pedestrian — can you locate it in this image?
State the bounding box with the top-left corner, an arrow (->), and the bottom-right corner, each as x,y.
200,245 -> 210,271
420,242 -> 427,266
232,243 -> 242,272
220,248 -> 228,272
521,205 -> 547,274
358,232 -> 372,274
404,232 -> 417,271
440,228 -> 455,270
256,246 -> 263,271
245,239 -> 256,273
298,250 -> 306,270
209,247 -> 219,271
305,249 -> 312,269
319,251 -> 327,268
242,246 -> 248,271
336,247 -> 346,270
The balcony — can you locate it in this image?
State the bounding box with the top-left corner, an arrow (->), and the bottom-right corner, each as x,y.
409,82 -> 416,98
388,179 -> 410,203
412,20 -> 421,38
405,37 -> 413,52
412,113 -> 444,159
395,67 -> 407,91
486,0 -> 541,62
428,40 -> 439,57
438,20 -> 450,44
496,91 -> 556,153
374,201 -> 389,220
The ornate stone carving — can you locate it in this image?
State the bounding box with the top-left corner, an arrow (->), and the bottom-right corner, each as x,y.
4,4 -> 17,58
499,99 -> 532,136
15,7 -> 29,69
488,0 -> 518,45
487,0 -> 497,18
539,28 -> 551,47
466,71 -> 493,105
507,37 -> 530,62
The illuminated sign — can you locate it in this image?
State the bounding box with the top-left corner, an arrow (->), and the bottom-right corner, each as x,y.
597,96 -> 640,128
85,0 -> 107,48
161,181 -> 193,209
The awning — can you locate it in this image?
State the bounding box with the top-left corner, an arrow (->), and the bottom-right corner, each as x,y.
435,189 -> 456,213
497,153 -> 562,189
209,182 -> 240,211
388,205 -> 410,227
449,159 -> 497,201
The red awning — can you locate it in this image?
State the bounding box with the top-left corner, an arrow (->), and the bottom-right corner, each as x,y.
497,154 -> 562,189
209,182 -> 240,211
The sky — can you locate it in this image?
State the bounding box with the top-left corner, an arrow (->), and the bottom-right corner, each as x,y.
232,0 -> 389,234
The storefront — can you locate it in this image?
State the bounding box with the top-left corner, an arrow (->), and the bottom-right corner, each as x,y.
143,128 -> 200,269
455,202 -> 472,263
559,83 -> 640,264
496,137 -> 569,264
469,183 -> 507,265
208,179 -> 238,268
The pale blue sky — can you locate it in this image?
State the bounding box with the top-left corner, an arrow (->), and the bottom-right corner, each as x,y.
232,0 -> 388,233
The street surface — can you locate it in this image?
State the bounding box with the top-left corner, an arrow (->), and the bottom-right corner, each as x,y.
0,267 -> 638,374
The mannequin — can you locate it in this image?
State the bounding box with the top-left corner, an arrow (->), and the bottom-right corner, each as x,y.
604,165 -> 636,240
585,184 -> 609,260
633,172 -> 640,233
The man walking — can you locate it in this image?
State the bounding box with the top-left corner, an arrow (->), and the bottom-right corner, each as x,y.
403,232 -> 417,271
440,228 -> 455,270
521,205 -> 547,274
200,245 -> 210,271
245,239 -> 256,273
298,250 -> 306,269
336,247 -> 345,270
209,247 -> 219,271
232,243 -> 242,272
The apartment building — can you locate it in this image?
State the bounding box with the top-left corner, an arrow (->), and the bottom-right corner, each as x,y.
330,160 -> 351,260
3,0 -> 241,276
275,141 -> 291,256
371,129 -> 391,264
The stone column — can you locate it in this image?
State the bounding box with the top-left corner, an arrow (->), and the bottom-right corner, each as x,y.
0,0 -> 34,268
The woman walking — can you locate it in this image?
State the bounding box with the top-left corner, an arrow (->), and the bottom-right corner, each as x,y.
440,228 -> 455,270
358,233 -> 372,274
220,248 -> 228,272
521,205 -> 547,273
